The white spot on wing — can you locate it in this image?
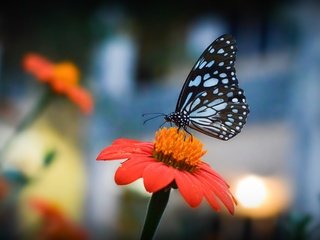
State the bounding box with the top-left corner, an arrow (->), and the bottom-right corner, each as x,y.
204,73 -> 210,80
213,102 -> 228,111
199,61 -> 207,69
206,60 -> 215,68
208,98 -> 223,107
203,78 -> 218,87
188,75 -> 202,87
222,78 -> 229,84
180,92 -> 193,110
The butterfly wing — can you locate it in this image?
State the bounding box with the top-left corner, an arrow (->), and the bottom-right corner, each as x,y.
176,34 -> 249,140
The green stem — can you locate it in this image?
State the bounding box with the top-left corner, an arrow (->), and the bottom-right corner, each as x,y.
140,188 -> 171,240
0,87 -> 54,169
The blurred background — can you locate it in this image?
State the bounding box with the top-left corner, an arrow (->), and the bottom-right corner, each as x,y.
1,0 -> 320,239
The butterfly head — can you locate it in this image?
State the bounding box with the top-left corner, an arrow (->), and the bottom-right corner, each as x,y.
164,112 -> 190,128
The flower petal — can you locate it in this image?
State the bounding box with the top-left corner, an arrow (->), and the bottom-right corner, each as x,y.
174,171 -> 203,208
115,157 -> 155,185
193,172 -> 221,212
96,139 -> 153,161
199,162 -> 229,187
142,163 -> 175,192
195,169 -> 235,214
67,86 -> 93,115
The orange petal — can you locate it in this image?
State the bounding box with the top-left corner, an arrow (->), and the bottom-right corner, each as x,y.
97,140 -> 153,160
115,157 -> 155,185
142,162 -> 175,192
196,169 -> 235,214
174,171 -> 203,208
23,53 -> 54,82
66,87 -> 93,115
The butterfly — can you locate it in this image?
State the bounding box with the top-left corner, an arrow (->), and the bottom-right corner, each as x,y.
144,34 -> 249,140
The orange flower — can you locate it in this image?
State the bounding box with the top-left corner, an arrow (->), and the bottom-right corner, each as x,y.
22,54 -> 93,115
30,198 -> 88,240
97,127 -> 237,214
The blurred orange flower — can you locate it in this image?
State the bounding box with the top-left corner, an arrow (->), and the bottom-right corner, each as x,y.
0,176 -> 9,201
30,198 -> 88,240
23,54 -> 93,115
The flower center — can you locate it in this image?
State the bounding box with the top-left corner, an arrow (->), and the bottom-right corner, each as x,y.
153,127 -> 206,172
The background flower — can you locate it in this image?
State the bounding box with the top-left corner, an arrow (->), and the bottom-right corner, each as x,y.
22,54 -> 93,115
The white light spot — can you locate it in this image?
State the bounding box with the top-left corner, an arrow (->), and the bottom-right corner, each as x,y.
213,70 -> 218,75
220,37 -> 224,41
236,126 -> 240,130
232,98 -> 238,103
226,40 -> 230,44
232,109 -> 238,113
219,62 -> 224,66
231,72 -> 235,76
209,48 -> 215,53
213,89 -> 219,94
235,175 -> 267,209
203,78 -> 218,87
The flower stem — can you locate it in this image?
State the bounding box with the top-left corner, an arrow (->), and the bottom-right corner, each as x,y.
140,188 -> 171,240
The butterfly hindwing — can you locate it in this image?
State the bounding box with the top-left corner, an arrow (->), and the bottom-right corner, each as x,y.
175,34 -> 249,140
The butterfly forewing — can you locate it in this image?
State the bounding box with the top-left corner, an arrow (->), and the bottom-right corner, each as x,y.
175,34 -> 249,140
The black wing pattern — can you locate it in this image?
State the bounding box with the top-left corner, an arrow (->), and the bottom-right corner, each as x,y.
176,34 -> 249,140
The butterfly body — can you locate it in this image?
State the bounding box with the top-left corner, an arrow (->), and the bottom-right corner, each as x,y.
164,34 -> 249,141
165,111 -> 190,129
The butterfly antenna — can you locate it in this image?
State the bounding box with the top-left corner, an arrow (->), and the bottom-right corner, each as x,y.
142,112 -> 166,117
143,113 -> 166,125
158,121 -> 167,129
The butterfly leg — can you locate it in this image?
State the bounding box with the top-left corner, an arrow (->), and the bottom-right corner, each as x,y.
183,126 -> 193,141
